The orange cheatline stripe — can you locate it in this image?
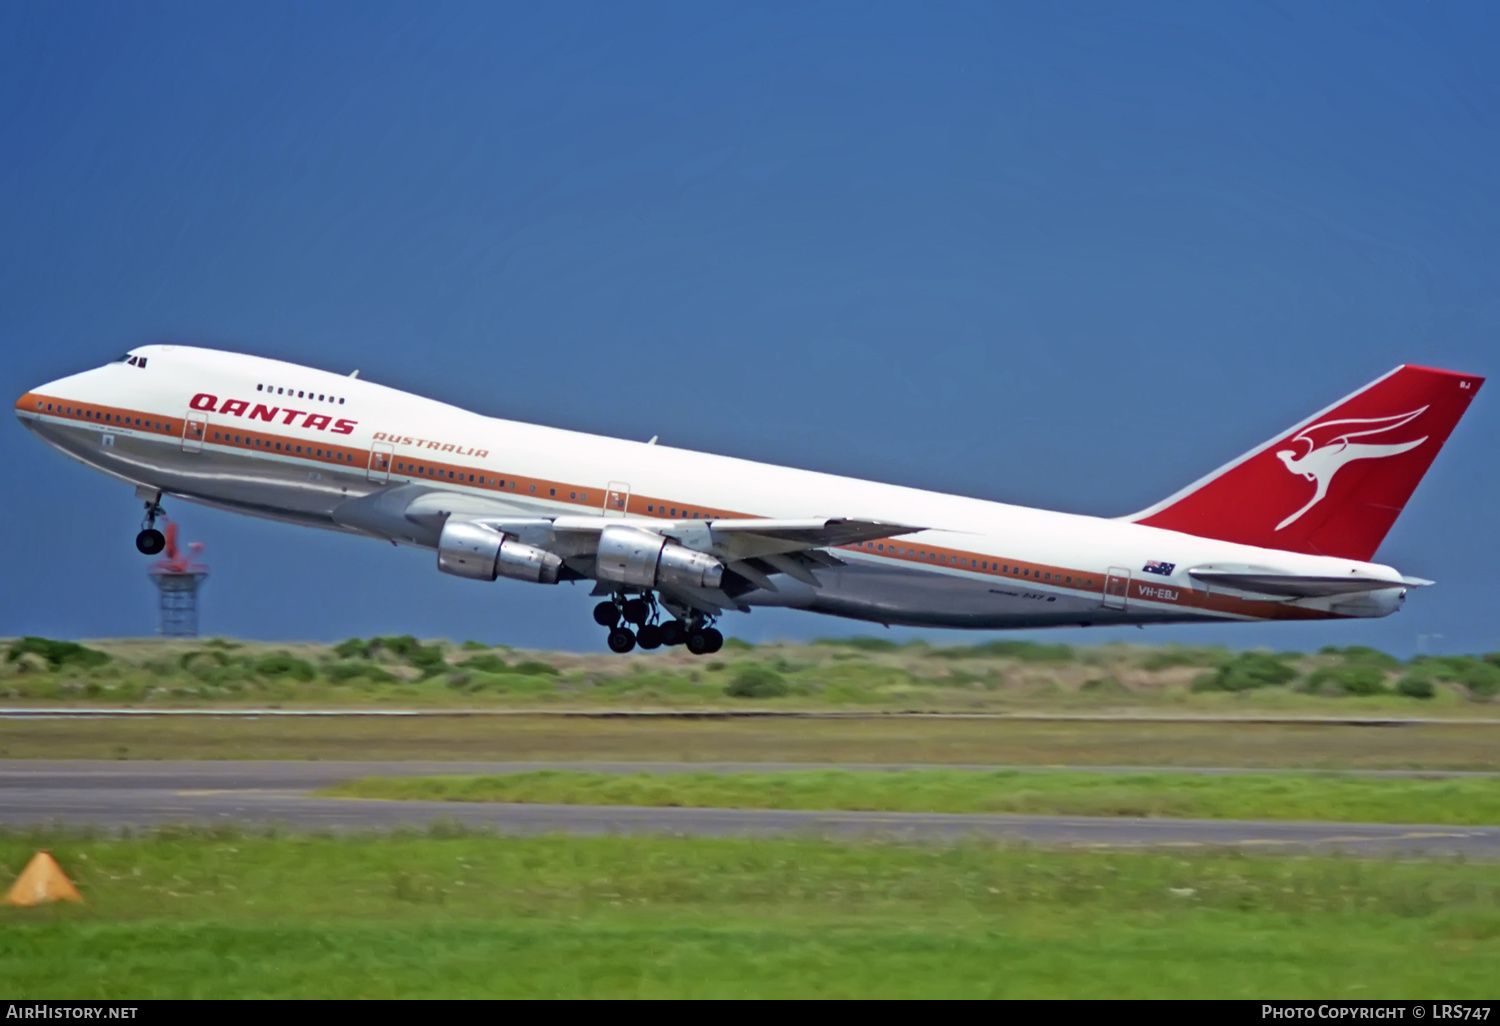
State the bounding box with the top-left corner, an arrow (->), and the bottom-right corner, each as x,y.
18,391 -> 1341,621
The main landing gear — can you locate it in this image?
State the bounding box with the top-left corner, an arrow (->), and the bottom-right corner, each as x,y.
135,495 -> 166,556
593,594 -> 723,656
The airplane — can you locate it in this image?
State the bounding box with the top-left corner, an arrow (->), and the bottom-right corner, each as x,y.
14,346 -> 1483,655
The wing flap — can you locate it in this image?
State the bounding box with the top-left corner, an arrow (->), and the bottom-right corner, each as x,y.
546,514 -> 922,561
704,517 -> 924,548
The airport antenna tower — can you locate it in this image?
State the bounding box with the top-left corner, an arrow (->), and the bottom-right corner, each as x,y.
147,520 -> 209,637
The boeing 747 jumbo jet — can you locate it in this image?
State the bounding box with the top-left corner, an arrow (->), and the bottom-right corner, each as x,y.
15,347 -> 1483,654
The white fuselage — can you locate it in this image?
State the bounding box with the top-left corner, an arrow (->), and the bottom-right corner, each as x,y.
16,345 -> 1414,629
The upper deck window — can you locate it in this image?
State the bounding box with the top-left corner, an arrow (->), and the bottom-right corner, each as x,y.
258,383 -> 345,404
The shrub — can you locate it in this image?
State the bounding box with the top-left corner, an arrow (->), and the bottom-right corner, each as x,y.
460,654 -> 510,674
179,649 -> 231,670
725,663 -> 790,699
1080,677 -> 1129,695
1304,664 -> 1388,696
1192,651 -> 1298,692
6,637 -> 109,670
1319,645 -> 1401,669
325,660 -> 396,683
1413,655 -> 1480,678
721,637 -> 753,652
1408,657 -> 1500,699
817,637 -> 900,652
333,637 -> 368,659
8,653 -> 51,675
1140,647 -> 1227,670
938,640 -> 1075,662
346,635 -> 449,675
510,660 -> 560,677
253,651 -> 316,682
1396,675 -> 1435,699
1461,662 -> 1500,698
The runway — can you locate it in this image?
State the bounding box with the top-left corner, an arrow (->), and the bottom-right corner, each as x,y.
3,760 -> 1498,858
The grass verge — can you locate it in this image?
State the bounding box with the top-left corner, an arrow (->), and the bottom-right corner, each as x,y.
324,769 -> 1500,826
3,830 -> 1499,998
6,716 -> 1500,768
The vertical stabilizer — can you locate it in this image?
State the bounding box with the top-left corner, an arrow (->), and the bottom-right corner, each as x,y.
1128,365 -> 1482,560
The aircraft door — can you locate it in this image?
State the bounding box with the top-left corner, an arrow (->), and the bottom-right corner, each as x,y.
367,442 -> 394,484
182,413 -> 207,453
603,481 -> 630,516
1102,567 -> 1131,610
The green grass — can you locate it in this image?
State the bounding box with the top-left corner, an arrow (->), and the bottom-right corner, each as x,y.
6,636 -> 1500,712
7,716 -> 1500,769
324,769 -> 1500,826
3,830 -> 1499,997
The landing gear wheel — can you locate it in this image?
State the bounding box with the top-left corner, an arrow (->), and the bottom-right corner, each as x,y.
621,598 -> 651,626
636,624 -> 663,650
135,529 -> 165,556
658,620 -> 686,647
606,628 -> 637,654
593,601 -> 620,627
686,628 -> 724,656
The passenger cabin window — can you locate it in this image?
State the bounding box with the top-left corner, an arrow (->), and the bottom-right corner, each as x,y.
258,384 -> 344,403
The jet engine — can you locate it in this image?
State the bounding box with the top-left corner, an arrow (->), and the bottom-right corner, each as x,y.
437,520 -> 563,584
595,524 -> 724,591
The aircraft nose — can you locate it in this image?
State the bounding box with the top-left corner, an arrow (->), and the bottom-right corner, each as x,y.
16,376 -> 72,425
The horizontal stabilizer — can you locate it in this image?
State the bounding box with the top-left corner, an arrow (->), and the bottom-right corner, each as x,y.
1187,565 -> 1428,598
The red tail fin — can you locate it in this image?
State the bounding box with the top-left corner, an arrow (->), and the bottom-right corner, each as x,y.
1129,365 -> 1483,560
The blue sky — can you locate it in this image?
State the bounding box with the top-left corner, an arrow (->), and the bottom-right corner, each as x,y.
3,2 -> 1496,655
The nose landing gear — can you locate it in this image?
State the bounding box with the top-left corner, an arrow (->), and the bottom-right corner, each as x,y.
136,495 -> 166,555
595,591 -> 724,655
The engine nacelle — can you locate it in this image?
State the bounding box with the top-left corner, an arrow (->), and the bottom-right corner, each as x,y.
437,520 -> 563,584
595,524 -> 724,591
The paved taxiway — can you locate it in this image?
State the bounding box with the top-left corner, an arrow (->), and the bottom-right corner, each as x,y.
3,761 -> 1497,858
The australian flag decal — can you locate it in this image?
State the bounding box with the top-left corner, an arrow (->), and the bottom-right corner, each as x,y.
1143,560 -> 1176,577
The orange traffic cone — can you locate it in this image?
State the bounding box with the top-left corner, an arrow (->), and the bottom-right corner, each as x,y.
3,850 -> 82,906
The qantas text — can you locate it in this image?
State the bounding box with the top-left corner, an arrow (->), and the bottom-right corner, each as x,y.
190,393 -> 355,435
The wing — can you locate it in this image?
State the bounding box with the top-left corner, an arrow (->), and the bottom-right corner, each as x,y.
549,514 -> 926,614
332,485 -> 925,617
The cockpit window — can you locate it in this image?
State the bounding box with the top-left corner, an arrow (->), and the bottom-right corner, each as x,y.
114,353 -> 132,363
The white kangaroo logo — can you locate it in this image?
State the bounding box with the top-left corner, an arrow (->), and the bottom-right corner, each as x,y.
1274,408 -> 1428,531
